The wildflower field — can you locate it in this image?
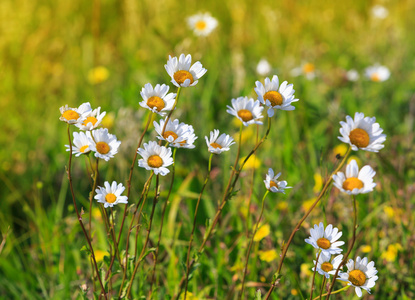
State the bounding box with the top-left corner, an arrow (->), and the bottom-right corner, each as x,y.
1,0 -> 414,299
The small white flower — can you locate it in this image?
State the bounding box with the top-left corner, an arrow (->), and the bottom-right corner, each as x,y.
65,131 -> 92,156
305,222 -> 345,256
226,96 -> 264,126
364,64 -> 390,82
94,181 -> 128,208
137,141 -> 174,176
255,75 -> 298,117
338,256 -> 378,297
165,54 -> 207,88
332,160 -> 376,195
290,63 -> 316,80
312,253 -> 343,279
139,83 -> 176,116
187,12 -> 218,36
263,168 -> 290,193
371,5 -> 389,19
154,118 -> 197,149
338,112 -> 386,152
205,129 -> 235,154
89,128 -> 121,161
59,102 -> 92,124
256,58 -> 272,76
75,106 -> 106,130
346,69 -> 359,82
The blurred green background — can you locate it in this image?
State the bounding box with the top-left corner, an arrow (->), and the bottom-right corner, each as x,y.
0,0 -> 414,299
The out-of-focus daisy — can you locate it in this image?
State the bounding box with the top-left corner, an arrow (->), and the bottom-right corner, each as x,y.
165,54 -> 207,87
256,58 -> 272,76
312,253 -> 343,279
89,128 -> 121,161
59,102 -> 92,124
154,118 -> 197,149
226,97 -> 264,126
139,83 -> 176,116
338,112 -> 386,152
346,69 -> 360,82
65,131 -> 92,156
338,256 -> 378,297
258,249 -> 278,262
94,181 -> 128,208
364,64 -> 390,82
305,222 -> 344,256
371,5 -> 389,19
75,106 -> 106,130
333,160 -> 376,195
291,62 -> 316,80
137,141 -> 174,176
87,66 -> 110,85
205,129 -> 235,154
264,168 -> 290,193
255,75 -> 298,117
187,12 -> 218,36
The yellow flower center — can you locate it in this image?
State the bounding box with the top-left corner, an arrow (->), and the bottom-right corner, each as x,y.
303,63 -> 315,74
269,180 -> 278,189
173,70 -> 194,85
147,96 -> 165,112
210,142 -> 222,149
370,73 -> 380,82
321,262 -> 333,272
62,110 -> 80,121
348,269 -> 366,286
96,142 -> 110,154
83,116 -> 98,126
80,145 -> 89,153
195,20 -> 207,30
342,177 -> 364,191
237,109 -> 253,122
163,131 -> 178,141
264,91 -> 283,106
349,128 -> 370,148
317,237 -> 331,249
148,155 -> 163,168
105,193 -> 117,203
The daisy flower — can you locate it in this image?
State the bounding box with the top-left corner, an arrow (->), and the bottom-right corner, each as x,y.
338,112 -> 386,152
255,75 -> 298,117
312,253 -> 343,279
89,128 -> 121,161
371,5 -> 389,19
75,106 -> 106,130
338,256 -> 378,297
256,58 -> 272,76
59,102 -> 92,124
205,129 -> 235,154
94,181 -> 128,208
263,168 -> 291,193
65,131 -> 92,156
139,83 -> 176,116
187,12 -> 218,36
165,54 -> 207,88
137,141 -> 174,176
291,62 -> 316,80
364,64 -> 390,82
226,97 -> 264,126
305,222 -> 345,256
332,160 -> 376,195
346,69 -> 359,82
154,118 -> 193,148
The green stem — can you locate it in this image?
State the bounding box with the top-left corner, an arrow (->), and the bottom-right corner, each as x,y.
263,146 -> 351,300
89,158 -> 99,239
239,190 -> 269,299
184,153 -> 214,299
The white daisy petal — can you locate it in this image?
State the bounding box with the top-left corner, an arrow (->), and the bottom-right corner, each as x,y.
94,181 -> 128,208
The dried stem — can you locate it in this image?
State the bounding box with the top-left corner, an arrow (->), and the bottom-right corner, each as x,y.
309,250 -> 322,300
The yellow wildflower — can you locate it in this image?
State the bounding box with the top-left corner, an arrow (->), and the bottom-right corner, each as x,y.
361,245 -> 372,253
88,66 -> 110,85
383,206 -> 395,219
313,173 -> 323,193
259,249 -> 278,262
347,155 -> 361,167
101,112 -> 115,130
291,289 -> 298,296
239,155 -> 261,170
333,144 -> 348,157
254,224 -> 270,242
381,243 -> 402,262
94,250 -> 108,262
300,263 -> 313,278
302,198 -> 317,212
180,291 -> 200,300
276,201 -> 288,211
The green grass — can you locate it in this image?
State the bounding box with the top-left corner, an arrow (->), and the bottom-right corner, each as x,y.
0,0 -> 414,299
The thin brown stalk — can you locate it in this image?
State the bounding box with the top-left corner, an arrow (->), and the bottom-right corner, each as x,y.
263,147 -> 351,300
319,276 -> 326,300
312,286 -> 349,300
66,125 -> 107,299
326,195 -> 358,299
89,158 -> 99,239
309,251 -> 322,300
